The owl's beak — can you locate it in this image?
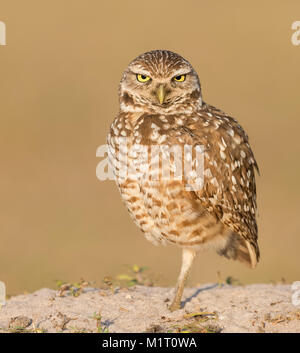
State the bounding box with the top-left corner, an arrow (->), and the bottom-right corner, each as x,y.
156,84 -> 166,104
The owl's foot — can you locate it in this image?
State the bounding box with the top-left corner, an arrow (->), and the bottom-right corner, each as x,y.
169,300 -> 181,312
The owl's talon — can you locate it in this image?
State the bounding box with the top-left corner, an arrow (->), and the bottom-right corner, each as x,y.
169,301 -> 181,312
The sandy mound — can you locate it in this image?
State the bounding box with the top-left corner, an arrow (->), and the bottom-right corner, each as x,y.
0,284 -> 299,333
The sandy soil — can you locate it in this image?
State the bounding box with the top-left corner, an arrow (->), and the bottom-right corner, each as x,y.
0,284 -> 299,333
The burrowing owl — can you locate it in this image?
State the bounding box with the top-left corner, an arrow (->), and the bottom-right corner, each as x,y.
107,50 -> 259,311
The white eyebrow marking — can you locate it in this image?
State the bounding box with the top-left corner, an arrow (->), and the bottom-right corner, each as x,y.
140,70 -> 152,75
129,66 -> 151,77
172,70 -> 192,77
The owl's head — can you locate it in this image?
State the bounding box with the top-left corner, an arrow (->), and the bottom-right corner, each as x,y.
119,50 -> 202,113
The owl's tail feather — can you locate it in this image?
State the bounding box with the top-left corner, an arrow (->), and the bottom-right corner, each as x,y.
217,233 -> 259,269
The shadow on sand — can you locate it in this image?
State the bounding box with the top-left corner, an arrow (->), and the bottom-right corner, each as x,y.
181,283 -> 219,308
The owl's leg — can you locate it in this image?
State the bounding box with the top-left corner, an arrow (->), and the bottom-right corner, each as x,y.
169,248 -> 196,312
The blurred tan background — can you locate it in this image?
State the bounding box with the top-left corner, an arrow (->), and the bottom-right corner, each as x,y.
0,0 -> 299,295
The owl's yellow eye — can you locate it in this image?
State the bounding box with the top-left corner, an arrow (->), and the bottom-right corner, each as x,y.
136,74 -> 151,82
173,75 -> 186,82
